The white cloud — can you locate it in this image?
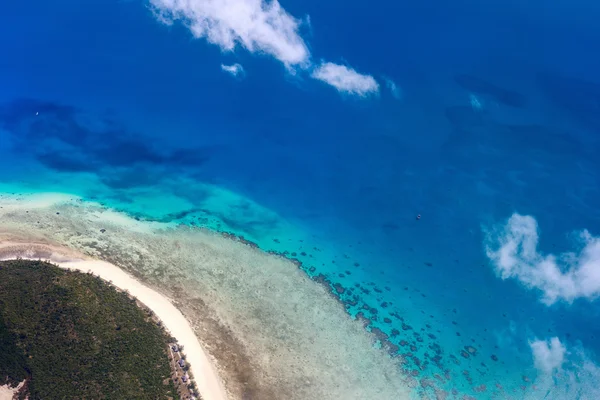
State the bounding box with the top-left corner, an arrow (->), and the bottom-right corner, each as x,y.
221,63 -> 245,77
311,62 -> 379,96
149,1 -> 381,97
384,77 -> 402,100
150,0 -> 310,67
485,213 -> 600,305
530,337 -> 566,373
526,338 -> 600,400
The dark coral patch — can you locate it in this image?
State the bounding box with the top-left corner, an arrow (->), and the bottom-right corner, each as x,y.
222,233 -> 259,249
355,312 -> 371,328
333,283 -> 345,294
462,370 -> 473,384
369,327 -> 400,356
420,377 -> 435,389
474,384 -> 487,393
343,297 -> 358,307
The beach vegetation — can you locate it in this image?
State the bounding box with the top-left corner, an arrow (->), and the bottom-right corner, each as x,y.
0,259 -> 178,399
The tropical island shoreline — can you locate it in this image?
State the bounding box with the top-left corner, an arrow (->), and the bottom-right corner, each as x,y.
0,241 -> 229,400
0,192 -> 411,400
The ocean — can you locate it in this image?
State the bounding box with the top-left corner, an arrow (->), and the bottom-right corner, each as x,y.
1,0 -> 600,398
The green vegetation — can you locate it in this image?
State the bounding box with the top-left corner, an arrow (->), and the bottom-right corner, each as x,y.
0,259 -> 177,399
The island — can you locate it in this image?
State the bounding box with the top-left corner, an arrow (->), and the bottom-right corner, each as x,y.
0,259 -> 197,400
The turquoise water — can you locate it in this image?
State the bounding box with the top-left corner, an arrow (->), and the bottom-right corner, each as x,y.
2,0 -> 600,398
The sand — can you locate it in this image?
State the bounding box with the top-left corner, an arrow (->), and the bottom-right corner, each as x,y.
0,242 -> 228,400
0,192 -> 411,400
0,380 -> 25,400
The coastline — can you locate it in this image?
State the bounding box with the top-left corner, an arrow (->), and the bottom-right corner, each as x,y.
0,241 -> 229,400
0,192 -> 411,399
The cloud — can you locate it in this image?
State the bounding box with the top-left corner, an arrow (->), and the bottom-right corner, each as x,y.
221,63 -> 245,77
384,77 -> 402,100
149,0 -> 310,67
530,337 -> 566,373
526,338 -> 600,400
149,0 -> 380,97
311,62 -> 379,96
485,213 -> 600,305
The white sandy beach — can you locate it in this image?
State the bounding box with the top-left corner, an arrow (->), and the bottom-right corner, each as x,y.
0,241 -> 228,400
0,380 -> 25,400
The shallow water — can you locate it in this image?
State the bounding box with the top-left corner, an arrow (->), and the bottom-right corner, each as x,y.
0,195 -> 413,400
2,0 -> 600,398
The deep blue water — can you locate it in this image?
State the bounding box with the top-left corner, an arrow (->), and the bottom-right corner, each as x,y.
2,0 -> 600,398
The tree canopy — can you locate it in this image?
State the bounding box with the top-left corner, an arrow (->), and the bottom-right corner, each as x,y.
0,259 -> 177,399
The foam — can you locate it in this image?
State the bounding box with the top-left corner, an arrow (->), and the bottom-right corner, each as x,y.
0,192 -> 411,400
